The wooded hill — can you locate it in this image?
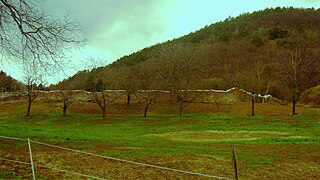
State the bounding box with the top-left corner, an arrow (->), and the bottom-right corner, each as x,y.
53,7 -> 320,103
0,71 -> 21,92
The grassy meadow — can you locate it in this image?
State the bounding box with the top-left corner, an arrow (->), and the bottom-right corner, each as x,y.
0,100 -> 319,179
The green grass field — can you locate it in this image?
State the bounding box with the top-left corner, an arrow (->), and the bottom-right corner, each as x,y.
0,101 -> 319,179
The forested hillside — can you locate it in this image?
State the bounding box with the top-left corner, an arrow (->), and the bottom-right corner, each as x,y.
0,71 -> 21,92
53,7 -> 320,102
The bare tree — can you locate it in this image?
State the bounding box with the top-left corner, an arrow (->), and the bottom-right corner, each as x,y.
86,73 -> 107,118
85,58 -> 117,119
118,66 -> 138,107
141,90 -> 158,118
156,43 -> 203,117
60,90 -> 76,117
125,87 -> 136,107
211,93 -> 222,113
0,0 -> 83,69
46,90 -> 76,117
135,61 -> 159,117
23,60 -> 43,117
231,41 -> 277,116
280,31 -> 320,115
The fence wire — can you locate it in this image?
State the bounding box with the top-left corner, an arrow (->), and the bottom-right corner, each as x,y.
1,135 -> 232,180
30,140 -> 232,179
0,157 -> 107,180
0,135 -> 27,141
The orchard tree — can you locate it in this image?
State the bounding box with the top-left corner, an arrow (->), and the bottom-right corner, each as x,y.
46,90 -> 76,117
136,61 -> 159,118
248,43 -> 276,115
0,0 -> 83,70
280,31 -> 320,115
141,90 -> 159,118
23,61 -> 43,117
118,66 -> 139,107
156,43 -> 203,117
85,58 -> 116,119
229,40 -> 277,116
86,74 -> 108,119
59,90 -> 76,117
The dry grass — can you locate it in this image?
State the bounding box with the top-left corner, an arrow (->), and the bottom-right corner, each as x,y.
147,130 -> 307,142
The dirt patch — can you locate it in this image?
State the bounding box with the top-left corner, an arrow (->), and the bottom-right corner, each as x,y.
170,119 -> 198,125
147,130 -> 307,142
279,115 -> 300,123
143,119 -> 168,125
88,117 -> 124,124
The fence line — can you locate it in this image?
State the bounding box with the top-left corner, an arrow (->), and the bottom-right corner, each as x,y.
30,139 -> 232,180
5,87 -> 272,98
0,157 -> 107,180
1,135 -> 232,179
0,135 -> 27,141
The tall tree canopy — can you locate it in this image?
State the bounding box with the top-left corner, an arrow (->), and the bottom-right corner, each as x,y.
0,0 -> 83,70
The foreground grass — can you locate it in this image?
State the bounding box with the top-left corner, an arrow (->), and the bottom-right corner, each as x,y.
0,102 -> 319,179
1,112 -> 319,145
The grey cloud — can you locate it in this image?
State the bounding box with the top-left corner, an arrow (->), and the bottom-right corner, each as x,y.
41,0 -> 166,60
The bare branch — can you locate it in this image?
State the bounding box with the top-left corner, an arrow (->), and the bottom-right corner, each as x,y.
0,0 -> 84,71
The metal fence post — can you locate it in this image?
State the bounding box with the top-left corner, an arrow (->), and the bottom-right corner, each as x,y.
28,138 -> 36,180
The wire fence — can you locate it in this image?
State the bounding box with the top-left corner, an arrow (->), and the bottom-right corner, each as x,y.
0,157 -> 106,180
0,135 -> 233,180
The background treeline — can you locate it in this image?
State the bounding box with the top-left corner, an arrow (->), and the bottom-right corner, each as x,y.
51,7 -> 320,104
0,71 -> 23,92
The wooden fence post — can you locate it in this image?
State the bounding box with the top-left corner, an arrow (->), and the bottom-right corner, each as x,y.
232,145 -> 239,180
251,95 -> 255,116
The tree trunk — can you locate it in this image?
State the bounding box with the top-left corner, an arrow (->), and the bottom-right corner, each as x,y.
179,100 -> 183,117
214,100 -> 220,113
27,101 -> 31,117
127,94 -> 131,107
63,106 -> 67,117
291,60 -> 299,115
292,100 -> 296,115
292,94 -> 298,115
291,81 -> 298,115
144,106 -> 148,118
251,95 -> 255,116
27,96 -> 31,117
102,107 -> 107,119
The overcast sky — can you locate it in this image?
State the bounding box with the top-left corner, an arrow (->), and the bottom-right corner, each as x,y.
2,0 -> 320,84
